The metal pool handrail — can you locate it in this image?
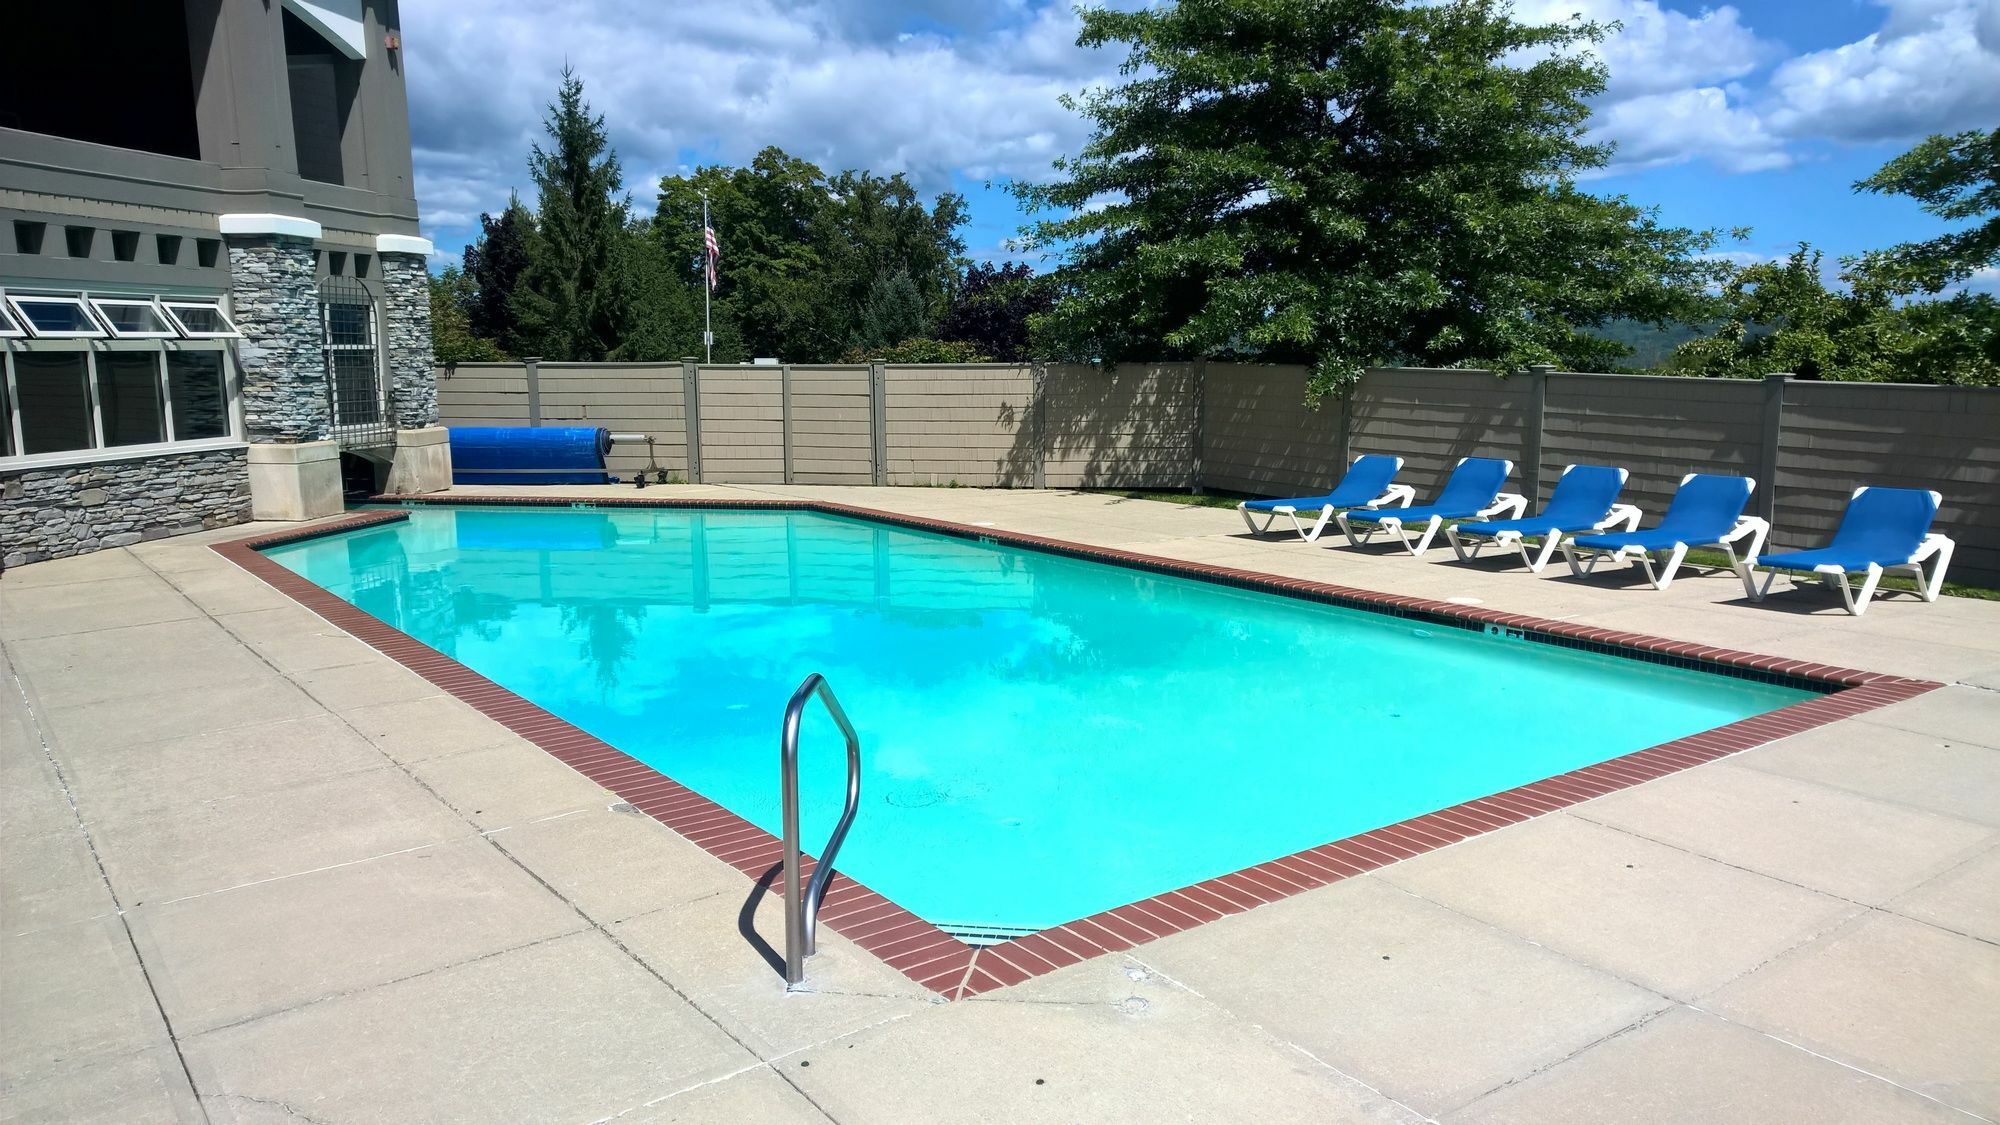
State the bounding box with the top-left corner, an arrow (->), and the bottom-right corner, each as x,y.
780,672 -> 862,989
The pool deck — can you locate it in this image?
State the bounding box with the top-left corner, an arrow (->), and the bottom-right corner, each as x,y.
3,483 -> 1996,1124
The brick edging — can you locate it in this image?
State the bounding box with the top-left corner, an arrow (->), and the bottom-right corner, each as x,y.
217,500 -> 1942,1000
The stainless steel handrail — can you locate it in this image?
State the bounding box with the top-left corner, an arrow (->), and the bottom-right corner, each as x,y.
780,672 -> 862,989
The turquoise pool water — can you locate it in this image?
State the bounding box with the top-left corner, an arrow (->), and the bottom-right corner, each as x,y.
265,506 -> 1812,935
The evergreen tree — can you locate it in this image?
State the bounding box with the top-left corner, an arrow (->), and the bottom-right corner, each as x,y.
855,269 -> 929,352
1016,0 -> 1727,392
511,68 -> 633,361
462,195 -> 533,353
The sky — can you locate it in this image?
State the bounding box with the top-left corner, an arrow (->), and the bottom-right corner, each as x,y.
401,0 -> 2000,291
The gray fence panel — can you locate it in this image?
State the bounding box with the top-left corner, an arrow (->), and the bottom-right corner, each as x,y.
1349,368 -> 1533,502
1199,363 -> 1341,495
1776,381 -> 2000,587
786,365 -> 875,484
694,365 -> 785,484
1543,373 -> 1764,522
883,363 -> 1036,486
1040,361 -> 1198,489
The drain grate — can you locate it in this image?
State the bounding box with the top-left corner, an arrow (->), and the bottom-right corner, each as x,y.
934,922 -> 1041,947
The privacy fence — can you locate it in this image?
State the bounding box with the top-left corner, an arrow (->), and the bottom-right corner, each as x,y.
436,359 -> 2000,586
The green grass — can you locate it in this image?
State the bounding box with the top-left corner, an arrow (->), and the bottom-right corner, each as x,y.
1094,489 -> 1998,602
1091,487 -> 1252,511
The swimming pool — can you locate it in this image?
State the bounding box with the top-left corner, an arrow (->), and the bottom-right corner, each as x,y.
261,504 -> 1817,941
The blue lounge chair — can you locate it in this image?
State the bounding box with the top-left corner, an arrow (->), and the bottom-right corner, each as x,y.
1237,454 -> 1415,541
1737,486 -> 1954,616
1443,464 -> 1640,572
1334,456 -> 1521,556
1560,473 -> 1768,590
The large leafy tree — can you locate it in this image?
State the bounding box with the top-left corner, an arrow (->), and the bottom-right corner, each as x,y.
1667,246 -> 2000,385
511,69 -> 634,361
1016,0 -> 1727,392
428,267 -> 506,364
938,262 -> 1053,362
1848,128 -> 2000,296
654,147 -> 968,362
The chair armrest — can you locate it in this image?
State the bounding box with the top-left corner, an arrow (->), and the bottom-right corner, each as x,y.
1481,494 -> 1529,520
1913,532 -> 1954,562
1376,484 -> 1416,509
1721,516 -> 1771,562
1597,504 -> 1643,532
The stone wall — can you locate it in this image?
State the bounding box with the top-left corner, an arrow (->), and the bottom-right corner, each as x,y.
1,449 -> 250,568
227,235 -> 327,443
379,251 -> 439,428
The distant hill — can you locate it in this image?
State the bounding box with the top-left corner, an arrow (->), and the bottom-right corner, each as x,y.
1586,319 -> 1714,371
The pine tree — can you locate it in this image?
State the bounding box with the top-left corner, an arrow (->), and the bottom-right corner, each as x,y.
511,68 -> 633,361
855,269 -> 928,352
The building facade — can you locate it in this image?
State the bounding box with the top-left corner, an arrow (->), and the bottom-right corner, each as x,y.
1,0 -> 447,569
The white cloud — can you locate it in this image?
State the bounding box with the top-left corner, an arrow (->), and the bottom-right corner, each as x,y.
1511,1 -> 1789,174
1766,0 -> 2000,142
1588,87 -> 1791,174
401,1 -> 1117,260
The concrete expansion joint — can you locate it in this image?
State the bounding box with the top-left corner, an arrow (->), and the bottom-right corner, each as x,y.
1679,1000 -> 1986,1120
1451,1005 -> 1676,1116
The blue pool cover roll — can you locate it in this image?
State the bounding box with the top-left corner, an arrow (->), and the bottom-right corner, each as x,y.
448,426 -> 613,485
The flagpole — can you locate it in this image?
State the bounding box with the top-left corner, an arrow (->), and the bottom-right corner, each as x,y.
701,192 -> 713,363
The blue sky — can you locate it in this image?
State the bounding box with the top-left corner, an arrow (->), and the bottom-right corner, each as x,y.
403,0 -> 2000,290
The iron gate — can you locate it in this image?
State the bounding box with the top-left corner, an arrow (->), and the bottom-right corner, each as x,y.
319,275 -> 393,449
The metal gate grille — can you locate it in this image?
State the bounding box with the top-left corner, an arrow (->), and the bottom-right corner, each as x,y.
320,275 -> 393,449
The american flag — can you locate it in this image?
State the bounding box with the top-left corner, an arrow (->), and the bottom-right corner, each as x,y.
703,223 -> 719,291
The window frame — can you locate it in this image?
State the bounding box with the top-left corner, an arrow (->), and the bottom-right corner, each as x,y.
0,303 -> 24,339
6,294 -> 108,339
1,324 -> 244,470
160,299 -> 244,339
87,296 -> 181,340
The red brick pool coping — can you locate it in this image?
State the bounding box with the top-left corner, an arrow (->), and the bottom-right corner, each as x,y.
216,499 -> 1942,1000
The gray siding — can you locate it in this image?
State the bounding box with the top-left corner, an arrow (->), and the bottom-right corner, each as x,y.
1200,363 -> 1342,495
1041,361 -> 1197,489
1544,373 -> 1764,519
883,363 -> 1035,487
1776,382 -> 2000,587
1350,368 -> 1532,501
698,366 -> 785,484
787,365 -> 874,485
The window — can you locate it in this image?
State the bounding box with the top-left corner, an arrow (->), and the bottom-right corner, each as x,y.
160,301 -> 241,339
167,352 -> 230,439
11,352 -> 95,455
7,295 -> 105,338
88,298 -> 177,339
98,351 -> 167,446
2,289 -> 241,464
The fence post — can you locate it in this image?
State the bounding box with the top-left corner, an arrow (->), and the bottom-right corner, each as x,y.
1031,359 -> 1049,490
868,359 -> 888,486
781,363 -> 794,486
523,356 -> 543,427
1190,360 -> 1207,494
1525,364 -> 1554,506
1759,372 -> 1789,524
680,356 -> 703,484
1335,372 -> 1357,470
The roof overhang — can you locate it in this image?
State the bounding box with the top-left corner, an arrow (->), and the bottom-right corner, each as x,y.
282,0 -> 368,61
